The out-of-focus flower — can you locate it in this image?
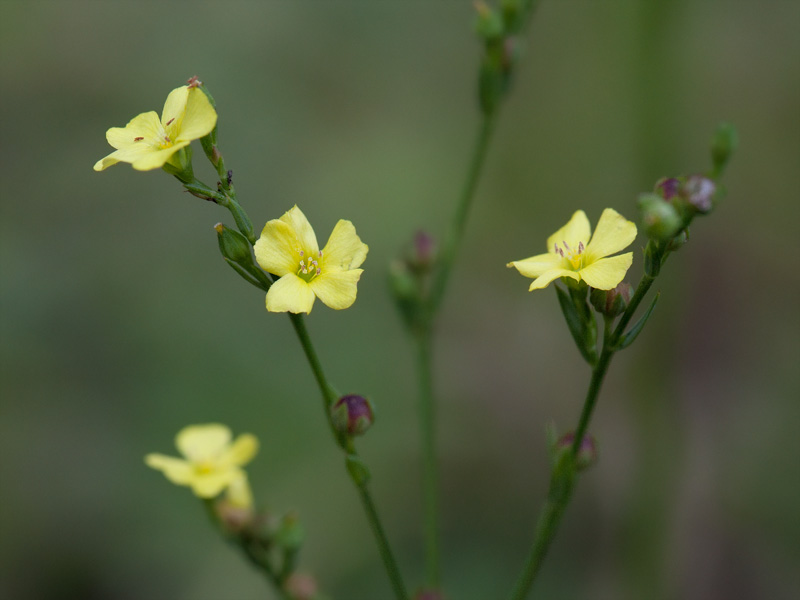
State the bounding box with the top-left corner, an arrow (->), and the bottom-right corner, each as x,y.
145,424 -> 258,498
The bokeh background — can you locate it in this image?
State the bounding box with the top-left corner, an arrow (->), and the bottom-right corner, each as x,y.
2,1 -> 799,599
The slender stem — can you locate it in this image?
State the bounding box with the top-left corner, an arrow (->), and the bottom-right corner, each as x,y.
428,114 -> 497,315
288,313 -> 408,599
612,274 -> 656,342
416,329 -> 440,586
357,483 -> 411,600
570,347 -> 613,455
507,489 -> 574,600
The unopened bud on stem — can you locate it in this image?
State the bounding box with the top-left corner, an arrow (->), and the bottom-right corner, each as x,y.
332,394 -> 374,436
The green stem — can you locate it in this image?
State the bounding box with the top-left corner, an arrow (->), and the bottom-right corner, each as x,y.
357,482 -> 411,600
288,314 -> 408,600
428,114 -> 497,315
416,329 -> 440,586
612,274 -> 656,343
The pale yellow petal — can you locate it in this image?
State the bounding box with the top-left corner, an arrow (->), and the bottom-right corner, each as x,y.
309,269 -> 363,310
578,253 -> 633,290
528,268 -> 580,291
176,424 -> 232,463
94,152 -> 122,171
130,141 -> 190,171
254,219 -> 301,276
584,208 -> 637,261
220,434 -> 259,467
161,86 -> 189,133
321,220 -> 368,271
106,112 -> 162,149
145,454 -> 194,485
546,210 -> 591,253
280,206 -> 319,255
266,273 -> 316,313
177,88 -> 217,141
189,469 -> 240,498
507,252 -> 565,279
94,144 -> 158,171
226,472 -> 254,509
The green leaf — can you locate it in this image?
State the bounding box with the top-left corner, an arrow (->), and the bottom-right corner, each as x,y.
556,286 -> 597,365
616,292 -> 660,350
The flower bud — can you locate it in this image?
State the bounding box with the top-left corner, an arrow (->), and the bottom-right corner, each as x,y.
410,230 -> 437,272
682,174 -> 716,214
667,228 -> 689,252
474,1 -> 504,41
556,432 -> 597,471
413,590 -> 444,600
711,122 -> 737,177
590,282 -> 632,317
638,193 -> 682,242
654,177 -> 681,201
215,223 -> 252,265
332,394 -> 374,436
283,573 -> 318,600
274,511 -> 304,551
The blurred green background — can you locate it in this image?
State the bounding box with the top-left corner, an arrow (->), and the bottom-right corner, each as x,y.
2,1 -> 799,599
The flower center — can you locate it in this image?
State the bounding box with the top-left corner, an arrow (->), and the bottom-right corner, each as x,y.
158,118 -> 177,149
554,240 -> 585,270
296,248 -> 323,283
195,461 -> 215,475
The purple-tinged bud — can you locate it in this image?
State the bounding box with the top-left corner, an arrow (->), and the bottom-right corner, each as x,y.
413,590 -> 444,600
681,175 -> 716,214
411,230 -> 437,271
655,177 -> 681,201
332,395 -> 374,436
556,432 -> 598,471
590,282 -> 632,317
283,573 -> 318,600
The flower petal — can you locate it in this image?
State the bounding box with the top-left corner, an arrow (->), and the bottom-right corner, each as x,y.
145,454 -> 194,485
220,434 -> 259,467
321,220 -> 368,271
507,252 -> 564,279
254,219 -> 301,276
546,210 -> 591,253
578,253 -> 633,290
584,208 -> 637,261
266,273 -> 316,313
189,469 -> 240,498
106,112 -> 162,149
176,424 -> 232,463
309,269 -> 363,310
225,472 -> 254,509
177,88 -> 217,141
528,268 -> 580,291
130,141 -> 190,171
161,86 -> 189,132
280,206 -> 319,255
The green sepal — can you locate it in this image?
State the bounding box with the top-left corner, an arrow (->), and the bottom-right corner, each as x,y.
223,258 -> 268,291
710,122 -> 738,179
274,512 -> 304,551
227,201 -> 256,244
615,292 -> 660,351
345,454 -> 371,486
643,240 -> 663,277
555,285 -> 598,365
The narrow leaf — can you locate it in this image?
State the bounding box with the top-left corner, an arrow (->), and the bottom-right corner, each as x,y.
617,292 -> 660,350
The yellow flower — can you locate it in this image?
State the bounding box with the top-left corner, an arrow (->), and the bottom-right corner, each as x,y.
508,208 -> 637,291
254,205 -> 368,313
93,85 -> 217,172
145,424 -> 258,499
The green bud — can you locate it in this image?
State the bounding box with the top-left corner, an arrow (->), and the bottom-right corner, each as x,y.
638,193 -> 683,242
590,282 -> 632,318
215,223 -> 252,265
667,228 -> 689,252
474,1 -> 505,41
274,511 -> 304,551
711,122 -> 738,178
555,432 -> 598,471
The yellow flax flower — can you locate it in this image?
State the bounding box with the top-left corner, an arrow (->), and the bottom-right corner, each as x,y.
145,424 -> 258,499
508,208 -> 637,291
254,205 -> 368,313
93,85 -> 217,172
